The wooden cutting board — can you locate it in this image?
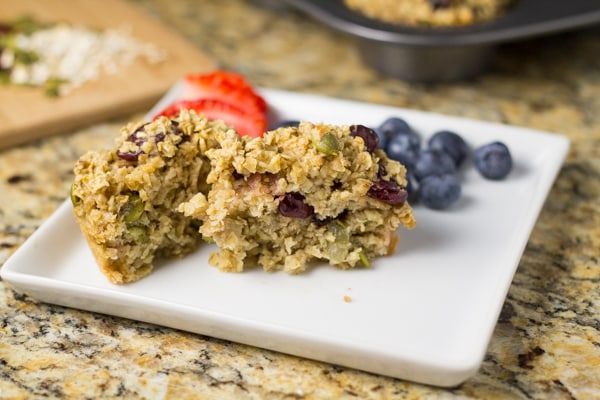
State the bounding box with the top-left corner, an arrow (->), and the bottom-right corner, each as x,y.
0,0 -> 216,149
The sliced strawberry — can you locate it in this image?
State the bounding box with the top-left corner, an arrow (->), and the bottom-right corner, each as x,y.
180,70 -> 267,115
155,99 -> 266,138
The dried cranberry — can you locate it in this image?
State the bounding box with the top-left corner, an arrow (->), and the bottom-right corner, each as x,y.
116,149 -> 143,162
117,124 -> 149,161
232,170 -> 244,180
125,134 -> 143,145
313,210 -> 347,226
155,132 -> 166,143
313,215 -> 333,227
278,192 -> 314,218
350,125 -> 379,153
170,119 -> 184,136
367,179 -> 408,205
126,124 -> 149,146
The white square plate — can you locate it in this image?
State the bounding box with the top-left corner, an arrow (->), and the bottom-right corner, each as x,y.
1,87 -> 569,387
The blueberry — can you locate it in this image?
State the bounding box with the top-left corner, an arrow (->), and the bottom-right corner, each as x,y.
373,127 -> 388,150
428,130 -> 469,167
474,141 -> 512,180
379,117 -> 412,139
272,119 -> 300,129
405,173 -> 419,204
418,174 -> 461,210
413,149 -> 456,182
386,131 -> 422,169
405,173 -> 414,193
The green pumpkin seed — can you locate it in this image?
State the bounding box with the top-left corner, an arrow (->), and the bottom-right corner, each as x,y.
70,183 -> 81,206
314,133 -> 339,155
122,195 -> 145,222
358,250 -> 371,268
128,225 -> 147,242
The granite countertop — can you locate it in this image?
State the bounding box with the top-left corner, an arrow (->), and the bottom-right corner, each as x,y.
1,0 -> 599,398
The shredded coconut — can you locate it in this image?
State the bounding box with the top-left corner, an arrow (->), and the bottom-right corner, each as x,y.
1,23 -> 165,95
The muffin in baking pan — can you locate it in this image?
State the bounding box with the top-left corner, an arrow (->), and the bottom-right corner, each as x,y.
343,0 -> 514,27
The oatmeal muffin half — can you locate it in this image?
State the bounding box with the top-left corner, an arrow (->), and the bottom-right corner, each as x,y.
180,121 -> 416,273
343,0 -> 513,27
71,110 -> 229,284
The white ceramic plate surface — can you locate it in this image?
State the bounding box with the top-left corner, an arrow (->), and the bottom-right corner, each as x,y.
1,86 -> 569,387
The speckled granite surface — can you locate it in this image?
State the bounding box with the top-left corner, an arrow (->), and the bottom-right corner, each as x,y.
1,0 -> 599,398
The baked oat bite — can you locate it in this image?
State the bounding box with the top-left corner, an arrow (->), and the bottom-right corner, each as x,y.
71,110 -> 229,284
180,121 -> 416,274
343,0 -> 513,27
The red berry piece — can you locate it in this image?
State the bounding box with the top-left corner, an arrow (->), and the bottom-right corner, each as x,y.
116,149 -> 142,162
278,192 -> 314,218
350,124 -> 379,153
367,178 -> 408,205
155,98 -> 267,138
182,70 -> 267,114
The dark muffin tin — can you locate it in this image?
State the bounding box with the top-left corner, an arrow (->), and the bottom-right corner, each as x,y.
281,0 -> 600,81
